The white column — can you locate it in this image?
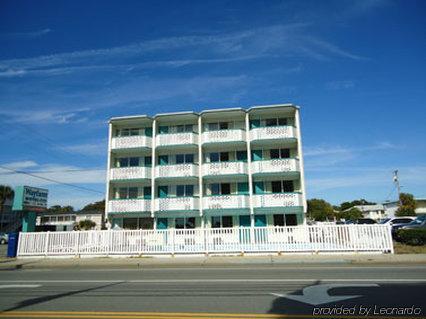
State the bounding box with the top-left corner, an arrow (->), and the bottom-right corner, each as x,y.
151,119 -> 157,219
295,107 -> 307,225
245,112 -> 254,216
198,115 -> 204,227
105,122 -> 113,229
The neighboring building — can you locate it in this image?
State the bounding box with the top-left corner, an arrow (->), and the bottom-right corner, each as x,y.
0,198 -> 22,233
383,198 -> 426,218
105,104 -> 307,230
37,213 -> 76,231
36,211 -> 104,231
344,204 -> 385,221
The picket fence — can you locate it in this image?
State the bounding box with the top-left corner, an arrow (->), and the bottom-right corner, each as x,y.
17,225 -> 394,257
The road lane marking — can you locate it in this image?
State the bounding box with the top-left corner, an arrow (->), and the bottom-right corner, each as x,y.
270,283 -> 379,305
0,285 -> 41,289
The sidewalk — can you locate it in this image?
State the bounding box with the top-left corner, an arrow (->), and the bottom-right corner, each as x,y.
1,253 -> 425,270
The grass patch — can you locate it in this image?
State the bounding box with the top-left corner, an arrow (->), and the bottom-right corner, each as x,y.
394,241 -> 426,254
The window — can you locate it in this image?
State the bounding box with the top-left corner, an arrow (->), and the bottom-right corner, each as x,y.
236,150 -> 247,161
210,152 -> 219,162
211,183 -> 220,195
123,218 -> 138,230
143,187 -> 151,199
176,154 -> 194,164
285,214 -> 297,226
130,128 -> 140,136
273,214 -> 285,226
129,157 -> 139,167
118,187 -> 127,199
211,216 -> 221,228
159,126 -> 169,134
283,181 -> 294,192
208,123 -> 219,131
176,185 -> 194,197
118,158 -> 128,167
271,181 -> 294,193
177,125 -> 185,133
271,181 -> 282,193
128,187 -> 138,199
144,156 -> 152,167
270,149 -> 290,159
176,154 -> 185,164
177,124 -> 193,132
265,118 -> 287,127
219,122 -> 229,130
185,124 -> 193,132
222,216 -> 233,227
212,216 -> 233,228
221,183 -> 231,195
220,152 -> 229,162
265,118 -> 277,127
175,217 -> 195,229
237,182 -> 249,195
158,155 -> 169,165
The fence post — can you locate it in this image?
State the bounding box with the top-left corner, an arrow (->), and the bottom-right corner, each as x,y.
139,228 -> 143,256
44,231 -> 50,257
171,229 -> 175,256
387,224 -> 394,254
204,228 -> 209,256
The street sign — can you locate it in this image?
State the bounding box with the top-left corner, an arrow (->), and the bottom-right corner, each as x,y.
12,186 -> 48,212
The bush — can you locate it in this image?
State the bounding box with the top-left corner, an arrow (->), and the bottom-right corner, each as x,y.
397,228 -> 426,246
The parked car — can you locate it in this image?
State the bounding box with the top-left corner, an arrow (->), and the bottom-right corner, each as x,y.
400,215 -> 426,230
391,218 -> 420,236
394,215 -> 426,242
0,233 -> 8,245
354,218 -> 377,224
380,216 -> 416,225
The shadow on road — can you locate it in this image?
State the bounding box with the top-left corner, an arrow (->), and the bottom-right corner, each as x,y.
3,282 -> 123,312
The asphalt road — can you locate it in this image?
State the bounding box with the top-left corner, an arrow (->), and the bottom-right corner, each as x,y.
0,263 -> 425,318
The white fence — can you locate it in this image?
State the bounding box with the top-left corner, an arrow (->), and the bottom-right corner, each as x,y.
17,225 -> 393,257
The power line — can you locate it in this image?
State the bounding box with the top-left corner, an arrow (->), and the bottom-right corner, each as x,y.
0,165 -> 104,195
0,168 -> 105,175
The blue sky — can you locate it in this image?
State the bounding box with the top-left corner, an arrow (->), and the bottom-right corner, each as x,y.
0,0 -> 425,209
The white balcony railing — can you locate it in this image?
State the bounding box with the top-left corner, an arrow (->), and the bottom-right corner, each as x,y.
111,135 -> 152,150
203,195 -> 249,210
156,133 -> 197,147
202,129 -> 246,144
155,197 -> 199,211
107,199 -> 151,213
253,193 -> 303,208
202,161 -> 248,177
251,159 -> 299,175
250,126 -> 296,141
155,164 -> 198,179
110,167 -> 151,180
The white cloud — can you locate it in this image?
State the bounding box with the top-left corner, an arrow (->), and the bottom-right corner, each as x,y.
0,24 -> 364,78
58,141 -> 107,156
1,28 -> 51,39
325,80 -> 355,90
0,161 -> 106,187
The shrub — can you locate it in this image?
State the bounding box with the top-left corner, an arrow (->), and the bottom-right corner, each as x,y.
397,228 -> 426,246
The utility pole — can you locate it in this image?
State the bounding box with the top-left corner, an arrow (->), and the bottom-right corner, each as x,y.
393,170 -> 402,206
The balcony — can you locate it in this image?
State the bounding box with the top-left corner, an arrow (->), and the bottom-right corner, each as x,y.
202,129 -> 246,145
203,195 -> 249,210
107,199 -> 151,213
155,197 -> 199,212
253,193 -> 303,209
202,161 -> 248,178
110,167 -> 151,181
251,159 -> 299,176
155,164 -> 198,179
250,126 -> 296,143
111,135 -> 152,150
156,133 -> 198,148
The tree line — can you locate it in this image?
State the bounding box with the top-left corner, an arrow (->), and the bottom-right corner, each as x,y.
307,193 -> 417,221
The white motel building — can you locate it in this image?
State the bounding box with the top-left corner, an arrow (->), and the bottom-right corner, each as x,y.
105,104 -> 307,231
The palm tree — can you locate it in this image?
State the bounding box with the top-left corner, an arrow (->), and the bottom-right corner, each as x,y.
0,185 -> 14,232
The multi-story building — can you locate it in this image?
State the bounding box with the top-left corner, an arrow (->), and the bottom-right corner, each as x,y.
105,104 -> 306,230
